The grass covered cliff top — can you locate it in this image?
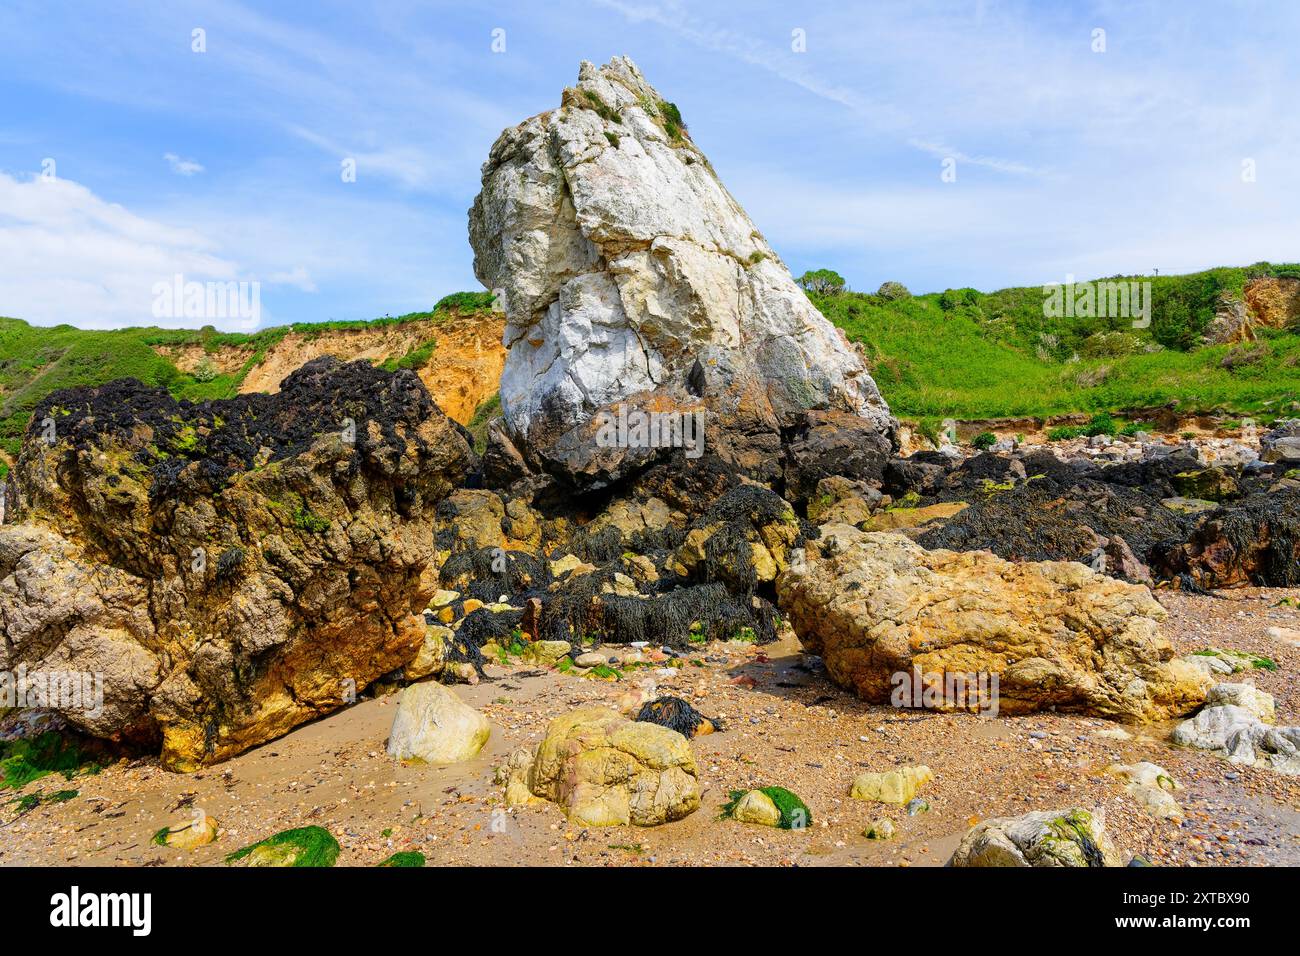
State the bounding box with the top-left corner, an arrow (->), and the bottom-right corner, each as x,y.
813,261 -> 1300,426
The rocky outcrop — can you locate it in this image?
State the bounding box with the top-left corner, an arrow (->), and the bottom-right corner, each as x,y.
501,706 -> 700,826
948,808 -> 1122,867
468,56 -> 893,488
1152,487 -> 1300,589
776,525 -> 1210,721
1204,277 -> 1300,345
1172,684 -> 1299,774
1,357 -> 472,769
155,310 -> 506,426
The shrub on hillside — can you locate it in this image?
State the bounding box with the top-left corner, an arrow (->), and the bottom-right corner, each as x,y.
797,269 -> 847,296
876,281 -> 911,301
433,291 -> 496,313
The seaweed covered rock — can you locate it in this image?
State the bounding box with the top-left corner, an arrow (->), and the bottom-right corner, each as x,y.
152,813 -> 220,850
469,56 -> 893,489
914,465 -> 1190,568
721,785 -> 811,830
947,808 -> 1122,867
501,706 -> 699,826
666,484 -> 800,590
1152,488 -> 1300,588
782,409 -> 892,507
727,788 -> 782,827
635,695 -> 720,737
226,825 -> 340,867
776,525 -> 1209,721
1,357 -> 472,769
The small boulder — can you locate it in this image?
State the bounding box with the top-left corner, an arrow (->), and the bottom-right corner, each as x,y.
1172,690 -> 1299,774
1266,626 -> 1300,648
863,818 -> 896,840
386,683 -> 490,765
503,706 -> 699,826
1108,762 -> 1183,821
153,813 -> 219,850
1172,467 -> 1238,501
722,785 -> 812,830
730,789 -> 782,827
850,765 -> 934,804
1204,682 -> 1275,722
947,808 -> 1121,867
521,640 -> 572,667
225,825 -> 340,867
404,624 -> 454,681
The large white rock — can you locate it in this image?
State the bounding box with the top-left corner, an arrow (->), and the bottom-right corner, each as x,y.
469,56 -> 892,481
1171,690 -> 1299,774
386,682 -> 490,765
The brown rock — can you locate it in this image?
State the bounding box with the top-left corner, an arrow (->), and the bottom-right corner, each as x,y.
776,525 -> 1209,721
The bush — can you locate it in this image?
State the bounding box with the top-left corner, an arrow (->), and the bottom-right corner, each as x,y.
876,281 -> 911,301
1047,425 -> 1084,441
971,431 -> 997,450
433,291 -> 496,313
657,100 -> 685,141
797,269 -> 847,296
192,358 -> 218,383
1082,412 -> 1117,437
938,287 -> 982,311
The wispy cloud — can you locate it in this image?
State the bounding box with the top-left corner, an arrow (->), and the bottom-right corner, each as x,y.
163,152 -> 205,176
594,0 -> 1044,176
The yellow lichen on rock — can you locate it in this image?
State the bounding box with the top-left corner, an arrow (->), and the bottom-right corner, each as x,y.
777,525 -> 1210,722
502,706 -> 700,827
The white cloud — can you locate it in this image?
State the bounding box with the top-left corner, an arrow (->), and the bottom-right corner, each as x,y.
0,171 -> 313,331
163,152 -> 205,176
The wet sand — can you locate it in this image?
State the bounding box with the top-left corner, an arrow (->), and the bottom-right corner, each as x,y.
2,590 -> 1297,867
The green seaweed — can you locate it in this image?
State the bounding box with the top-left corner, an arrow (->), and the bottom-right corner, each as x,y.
377,851 -> 426,867
225,825 -> 340,867
721,786 -> 812,830
0,733 -> 99,791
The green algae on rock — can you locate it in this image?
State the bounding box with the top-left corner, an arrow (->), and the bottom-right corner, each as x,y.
226,825 -> 340,868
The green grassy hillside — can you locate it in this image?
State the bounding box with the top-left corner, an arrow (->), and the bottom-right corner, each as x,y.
815,262 -> 1300,428
4,264 -> 1300,478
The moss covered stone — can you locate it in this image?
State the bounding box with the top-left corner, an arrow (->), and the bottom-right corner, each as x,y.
225,825 -> 340,867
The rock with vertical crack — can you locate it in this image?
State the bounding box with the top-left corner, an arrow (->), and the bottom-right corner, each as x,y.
469,56 -> 894,488
1,357 -> 472,769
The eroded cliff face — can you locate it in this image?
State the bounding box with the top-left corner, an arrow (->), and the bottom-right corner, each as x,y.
0,358 -> 472,769
153,312 -> 506,425
469,56 -> 893,488
1204,276 -> 1300,345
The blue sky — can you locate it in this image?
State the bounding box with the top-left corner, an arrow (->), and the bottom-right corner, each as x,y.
0,0 -> 1296,331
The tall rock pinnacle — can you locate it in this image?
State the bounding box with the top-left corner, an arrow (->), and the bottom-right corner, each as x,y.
470,56 -> 894,487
